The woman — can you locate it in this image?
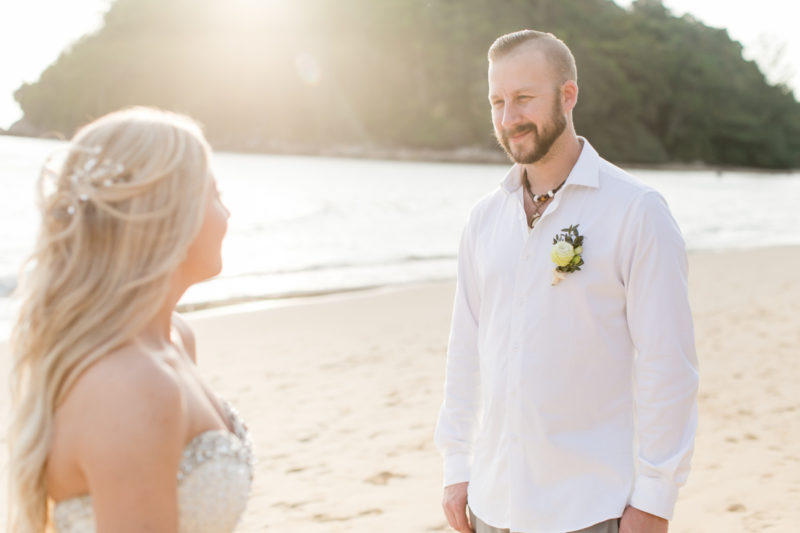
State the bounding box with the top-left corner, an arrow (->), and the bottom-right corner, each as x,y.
8,107 -> 251,533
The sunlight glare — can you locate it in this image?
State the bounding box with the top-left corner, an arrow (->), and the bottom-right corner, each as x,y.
295,52 -> 322,86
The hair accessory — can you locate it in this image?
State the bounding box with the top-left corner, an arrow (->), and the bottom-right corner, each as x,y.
40,145 -> 130,219
61,147 -> 128,215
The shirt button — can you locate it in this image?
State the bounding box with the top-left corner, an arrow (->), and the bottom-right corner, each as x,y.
512,344 -> 519,351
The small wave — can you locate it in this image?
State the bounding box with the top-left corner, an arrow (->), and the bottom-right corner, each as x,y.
405,254 -> 455,262
221,254 -> 457,279
177,274 -> 455,314
0,275 -> 17,297
177,285 -> 385,312
244,202 -> 341,230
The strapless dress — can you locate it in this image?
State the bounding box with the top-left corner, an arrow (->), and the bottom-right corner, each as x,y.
53,400 -> 253,533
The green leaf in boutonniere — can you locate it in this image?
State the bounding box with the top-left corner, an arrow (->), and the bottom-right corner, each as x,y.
550,224 -> 585,286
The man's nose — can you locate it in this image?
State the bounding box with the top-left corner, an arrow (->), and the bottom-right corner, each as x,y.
501,103 -> 521,129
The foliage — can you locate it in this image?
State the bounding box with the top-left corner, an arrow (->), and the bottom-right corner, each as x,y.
14,0 -> 800,168
552,225 -> 584,273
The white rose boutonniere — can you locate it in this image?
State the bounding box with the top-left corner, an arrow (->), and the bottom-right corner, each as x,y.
550,224 -> 584,286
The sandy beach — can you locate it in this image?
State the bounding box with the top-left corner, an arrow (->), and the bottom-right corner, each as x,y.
1,246 -> 798,532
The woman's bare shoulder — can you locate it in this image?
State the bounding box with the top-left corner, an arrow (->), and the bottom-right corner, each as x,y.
60,343 -> 188,471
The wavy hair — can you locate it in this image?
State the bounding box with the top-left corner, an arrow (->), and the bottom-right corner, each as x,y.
8,107 -> 213,532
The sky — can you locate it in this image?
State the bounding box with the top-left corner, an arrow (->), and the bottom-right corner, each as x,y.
0,0 -> 798,130
615,0 -> 800,91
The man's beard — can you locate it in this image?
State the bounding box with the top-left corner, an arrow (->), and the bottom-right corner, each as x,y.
496,97 -> 567,164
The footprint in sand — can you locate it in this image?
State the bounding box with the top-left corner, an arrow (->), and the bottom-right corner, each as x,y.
272,500 -> 316,509
297,433 -> 318,443
364,471 -> 407,485
312,513 -> 352,522
312,508 -> 383,522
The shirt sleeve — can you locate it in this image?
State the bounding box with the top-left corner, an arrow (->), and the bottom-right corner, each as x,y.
434,215 -> 483,487
623,190 -> 699,520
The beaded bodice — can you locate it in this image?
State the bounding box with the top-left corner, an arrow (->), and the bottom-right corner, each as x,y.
53,401 -> 253,533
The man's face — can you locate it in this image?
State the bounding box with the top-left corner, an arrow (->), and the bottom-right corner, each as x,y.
488,46 -> 567,164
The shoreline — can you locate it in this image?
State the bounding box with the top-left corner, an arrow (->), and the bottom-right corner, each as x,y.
1,244 -> 798,341
165,140 -> 800,174
178,279 -> 452,317
174,244 -> 800,318
2,132 -> 798,173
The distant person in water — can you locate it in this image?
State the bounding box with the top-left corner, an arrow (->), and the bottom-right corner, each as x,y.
435,30 -> 698,533
8,107 -> 252,533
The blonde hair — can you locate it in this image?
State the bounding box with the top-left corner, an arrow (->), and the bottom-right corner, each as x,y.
8,107 -> 213,532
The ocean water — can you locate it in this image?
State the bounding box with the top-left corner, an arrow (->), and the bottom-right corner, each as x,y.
1,136 -> 799,338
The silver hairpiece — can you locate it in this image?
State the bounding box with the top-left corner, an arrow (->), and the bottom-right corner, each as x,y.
61,146 -> 128,216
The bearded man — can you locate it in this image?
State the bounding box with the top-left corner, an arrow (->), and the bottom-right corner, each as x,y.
434,30 -> 698,533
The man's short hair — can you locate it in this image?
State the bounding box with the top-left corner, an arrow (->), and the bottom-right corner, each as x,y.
488,29 -> 578,85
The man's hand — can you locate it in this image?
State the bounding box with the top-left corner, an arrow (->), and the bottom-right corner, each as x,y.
442,482 -> 473,532
619,506 -> 668,533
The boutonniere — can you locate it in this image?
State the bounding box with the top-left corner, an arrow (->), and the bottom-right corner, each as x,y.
550,224 -> 584,286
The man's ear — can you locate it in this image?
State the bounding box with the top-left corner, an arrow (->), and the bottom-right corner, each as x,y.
561,80 -> 579,112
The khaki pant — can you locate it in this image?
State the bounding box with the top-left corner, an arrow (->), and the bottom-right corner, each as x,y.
469,507 -> 620,533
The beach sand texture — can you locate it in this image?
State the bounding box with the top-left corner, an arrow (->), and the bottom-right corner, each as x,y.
0,247 -> 798,532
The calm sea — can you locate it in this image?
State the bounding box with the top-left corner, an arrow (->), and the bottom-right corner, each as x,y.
1,136 -> 799,338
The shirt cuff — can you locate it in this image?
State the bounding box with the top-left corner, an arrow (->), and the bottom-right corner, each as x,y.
629,474 -> 679,520
442,453 -> 471,487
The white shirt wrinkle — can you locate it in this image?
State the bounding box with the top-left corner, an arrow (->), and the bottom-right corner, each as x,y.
434,138 -> 698,533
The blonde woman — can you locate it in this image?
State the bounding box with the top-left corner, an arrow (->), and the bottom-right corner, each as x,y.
8,108 -> 251,533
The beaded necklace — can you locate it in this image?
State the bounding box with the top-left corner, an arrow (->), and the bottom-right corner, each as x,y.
523,170 -> 567,229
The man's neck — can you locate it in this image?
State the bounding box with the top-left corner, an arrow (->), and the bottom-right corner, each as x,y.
522,133 -> 582,193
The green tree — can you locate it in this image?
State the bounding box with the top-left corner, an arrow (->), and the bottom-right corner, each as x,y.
14,0 -> 800,168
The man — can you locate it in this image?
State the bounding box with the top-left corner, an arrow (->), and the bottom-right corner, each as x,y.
434,30 -> 698,533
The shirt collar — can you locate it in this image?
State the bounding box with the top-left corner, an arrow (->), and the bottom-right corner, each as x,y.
500,136 -> 601,194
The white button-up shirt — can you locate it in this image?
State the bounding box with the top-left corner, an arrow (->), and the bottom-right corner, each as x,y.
435,138 -> 698,533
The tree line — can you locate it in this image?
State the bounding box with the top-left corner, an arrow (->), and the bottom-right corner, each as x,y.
13,0 -> 800,168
